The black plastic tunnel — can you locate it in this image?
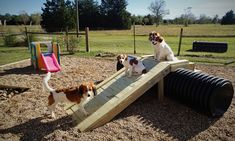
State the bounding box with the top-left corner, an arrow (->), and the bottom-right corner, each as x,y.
164,68 -> 234,117
192,41 -> 228,53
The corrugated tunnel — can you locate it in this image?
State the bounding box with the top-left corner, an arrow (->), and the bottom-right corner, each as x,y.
164,68 -> 234,117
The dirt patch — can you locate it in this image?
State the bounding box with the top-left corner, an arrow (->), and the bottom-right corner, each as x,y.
0,56 -> 234,141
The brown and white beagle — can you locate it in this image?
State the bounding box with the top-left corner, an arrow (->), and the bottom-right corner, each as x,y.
43,72 -> 97,118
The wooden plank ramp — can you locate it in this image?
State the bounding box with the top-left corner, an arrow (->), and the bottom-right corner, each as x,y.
65,56 -> 191,132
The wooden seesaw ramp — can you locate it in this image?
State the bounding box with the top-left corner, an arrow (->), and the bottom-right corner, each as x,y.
65,56 -> 194,132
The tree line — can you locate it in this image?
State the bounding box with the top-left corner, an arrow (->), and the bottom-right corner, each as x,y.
1,0 -> 235,32
0,12 -> 41,26
40,0 -> 132,32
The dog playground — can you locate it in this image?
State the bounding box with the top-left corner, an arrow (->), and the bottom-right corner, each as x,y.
64,56 -> 233,132
0,55 -> 234,140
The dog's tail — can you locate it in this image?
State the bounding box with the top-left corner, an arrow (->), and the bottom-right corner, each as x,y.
43,72 -> 55,92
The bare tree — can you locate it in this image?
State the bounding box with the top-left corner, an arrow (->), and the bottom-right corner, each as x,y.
184,7 -> 192,27
148,0 -> 169,26
19,11 -> 30,25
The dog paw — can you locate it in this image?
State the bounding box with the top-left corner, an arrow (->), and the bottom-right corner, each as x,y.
84,112 -> 90,116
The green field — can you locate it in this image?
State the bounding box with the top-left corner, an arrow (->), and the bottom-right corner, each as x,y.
0,24 -> 235,66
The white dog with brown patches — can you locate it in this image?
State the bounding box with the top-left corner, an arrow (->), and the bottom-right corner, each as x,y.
43,72 -> 97,118
149,31 -> 177,61
117,54 -> 147,77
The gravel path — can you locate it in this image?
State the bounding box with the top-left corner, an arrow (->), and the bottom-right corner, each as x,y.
0,56 -> 234,141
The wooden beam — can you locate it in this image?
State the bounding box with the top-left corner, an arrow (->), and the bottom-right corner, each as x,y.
158,79 -> 164,101
75,62 -> 170,132
165,60 -> 190,71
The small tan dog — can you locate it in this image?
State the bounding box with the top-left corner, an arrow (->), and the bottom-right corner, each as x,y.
43,72 -> 97,118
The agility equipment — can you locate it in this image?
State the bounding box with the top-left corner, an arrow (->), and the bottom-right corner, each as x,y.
65,56 -> 233,132
164,68 -> 234,117
65,56 -> 194,132
192,41 -> 228,53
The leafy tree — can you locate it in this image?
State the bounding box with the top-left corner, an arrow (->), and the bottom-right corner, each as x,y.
2,13 -> 12,25
75,0 -> 101,29
100,0 -> 131,29
144,14 -> 155,25
19,11 -> 30,25
30,13 -> 41,25
221,10 -> 235,25
131,15 -> 143,25
212,15 -> 219,24
148,0 -> 169,26
41,0 -> 75,32
172,16 -> 185,24
195,14 -> 212,24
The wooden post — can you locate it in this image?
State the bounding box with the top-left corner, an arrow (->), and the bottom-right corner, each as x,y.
133,23 -> 136,54
66,27 -> 69,52
76,0 -> 79,37
25,27 -> 30,50
177,28 -> 183,56
85,27 -> 90,52
158,79 -> 164,101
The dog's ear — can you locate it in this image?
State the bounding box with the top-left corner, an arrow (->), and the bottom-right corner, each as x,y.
158,36 -> 164,43
129,58 -> 138,65
133,58 -> 138,65
117,55 -> 121,61
124,54 -> 128,61
149,33 -> 152,40
156,36 -> 163,43
129,59 -> 133,65
156,32 -> 160,37
89,82 -> 97,96
78,84 -> 87,96
92,85 -> 97,96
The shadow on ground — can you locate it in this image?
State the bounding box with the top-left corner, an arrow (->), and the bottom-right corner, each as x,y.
114,85 -> 219,141
0,65 -> 46,76
0,115 -> 74,141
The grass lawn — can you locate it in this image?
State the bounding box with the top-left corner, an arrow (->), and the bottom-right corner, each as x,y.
0,46 -> 30,66
0,24 -> 235,66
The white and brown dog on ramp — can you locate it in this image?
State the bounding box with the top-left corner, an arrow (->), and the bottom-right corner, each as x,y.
117,54 -> 147,77
43,72 -> 97,118
149,31 -> 177,61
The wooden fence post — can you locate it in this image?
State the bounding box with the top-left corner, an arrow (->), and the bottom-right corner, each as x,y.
66,27 -> 69,52
25,27 -> 30,50
85,27 -> 90,52
133,23 -> 136,54
177,28 -> 183,56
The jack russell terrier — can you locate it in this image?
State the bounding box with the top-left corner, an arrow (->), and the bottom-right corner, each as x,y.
116,54 -> 147,77
43,72 -> 97,118
149,31 -> 177,61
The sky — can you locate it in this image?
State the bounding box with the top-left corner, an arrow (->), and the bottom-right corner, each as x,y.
0,0 -> 235,19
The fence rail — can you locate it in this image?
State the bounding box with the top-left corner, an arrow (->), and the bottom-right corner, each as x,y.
26,31 -> 86,35
182,35 -> 235,38
1,27 -> 90,52
177,28 -> 235,56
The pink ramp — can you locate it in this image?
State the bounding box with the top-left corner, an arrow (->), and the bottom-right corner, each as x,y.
41,53 -> 61,72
